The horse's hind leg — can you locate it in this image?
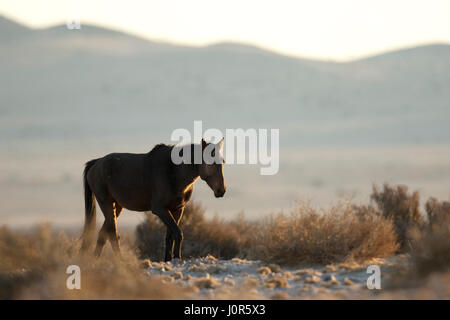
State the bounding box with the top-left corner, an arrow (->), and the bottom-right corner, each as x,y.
114,202 -> 123,218
164,207 -> 184,261
94,199 -> 120,256
94,221 -> 109,257
113,202 -> 123,243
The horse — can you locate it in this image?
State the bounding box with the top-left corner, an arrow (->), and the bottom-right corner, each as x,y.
80,138 -> 226,261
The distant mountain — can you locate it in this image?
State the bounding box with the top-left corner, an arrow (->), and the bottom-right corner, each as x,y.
0,16 -> 33,43
1,14 -> 449,147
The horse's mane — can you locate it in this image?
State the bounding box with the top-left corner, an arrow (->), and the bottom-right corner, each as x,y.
149,143 -> 174,154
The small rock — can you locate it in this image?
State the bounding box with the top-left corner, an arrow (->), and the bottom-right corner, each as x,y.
163,264 -> 172,271
324,265 -> 338,273
231,257 -> 251,264
339,262 -> 363,271
304,275 -> 321,284
264,276 -> 289,289
295,269 -> 311,275
343,277 -> 355,286
172,271 -> 183,280
323,274 -> 340,286
140,259 -> 152,269
223,277 -> 235,287
204,254 -> 218,262
188,263 -> 206,273
295,269 -> 322,277
194,276 -> 219,289
268,264 -> 281,273
257,266 -> 272,275
155,264 -> 169,272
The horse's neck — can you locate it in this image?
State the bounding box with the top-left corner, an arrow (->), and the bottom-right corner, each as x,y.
177,144 -> 200,188
176,163 -> 200,191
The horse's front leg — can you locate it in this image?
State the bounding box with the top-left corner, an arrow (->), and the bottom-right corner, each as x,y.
164,227 -> 174,262
171,207 -> 184,260
153,205 -> 183,262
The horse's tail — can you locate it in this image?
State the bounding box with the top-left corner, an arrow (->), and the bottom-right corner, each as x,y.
80,159 -> 98,251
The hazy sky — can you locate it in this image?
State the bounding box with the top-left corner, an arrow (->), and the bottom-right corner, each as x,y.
1,0 -> 450,61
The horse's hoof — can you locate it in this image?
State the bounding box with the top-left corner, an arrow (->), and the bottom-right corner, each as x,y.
170,258 -> 183,265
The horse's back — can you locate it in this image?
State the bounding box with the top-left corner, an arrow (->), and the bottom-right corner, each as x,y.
87,152 -> 152,211
85,146 -> 174,212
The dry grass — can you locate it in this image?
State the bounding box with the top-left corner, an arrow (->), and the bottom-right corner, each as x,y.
386,196 -> 450,291
409,225 -> 450,277
249,202 -> 399,266
136,200 -> 399,266
425,197 -> 450,227
371,184 -> 424,250
364,184 -> 450,282
0,224 -> 190,299
409,197 -> 450,277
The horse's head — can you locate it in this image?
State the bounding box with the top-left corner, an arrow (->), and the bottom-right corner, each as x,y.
199,138 -> 226,198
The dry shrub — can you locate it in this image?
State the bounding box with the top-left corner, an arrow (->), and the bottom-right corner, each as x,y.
386,196 -> 450,291
136,202 -> 251,260
408,197 -> 450,277
371,184 -> 424,250
250,203 -> 398,266
409,226 -> 450,277
425,197 -> 450,227
0,225 -> 190,299
136,200 -> 399,266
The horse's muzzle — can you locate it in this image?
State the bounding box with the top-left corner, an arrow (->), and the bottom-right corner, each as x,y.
214,188 -> 226,198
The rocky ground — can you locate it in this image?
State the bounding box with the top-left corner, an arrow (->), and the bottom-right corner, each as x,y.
142,255 -> 407,299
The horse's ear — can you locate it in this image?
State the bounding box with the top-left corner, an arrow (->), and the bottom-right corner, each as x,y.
217,137 -> 224,151
201,139 -> 207,150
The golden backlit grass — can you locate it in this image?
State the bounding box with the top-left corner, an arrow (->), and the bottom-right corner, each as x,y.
137,201 -> 399,266
0,224 -> 190,299
250,202 -> 399,266
371,184 -> 424,251
408,197 -> 450,278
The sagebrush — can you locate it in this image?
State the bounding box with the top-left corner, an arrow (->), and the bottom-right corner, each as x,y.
136,200 -> 399,265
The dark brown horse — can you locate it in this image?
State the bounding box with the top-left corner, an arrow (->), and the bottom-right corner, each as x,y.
81,139 -> 226,261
